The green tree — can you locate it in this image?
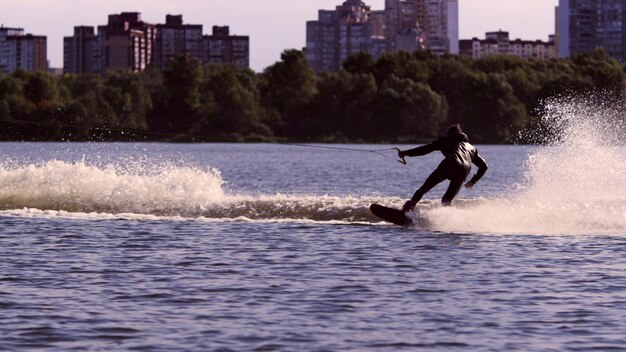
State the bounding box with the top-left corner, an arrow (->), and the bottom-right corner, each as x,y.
105,71 -> 151,130
23,71 -> 58,104
373,50 -> 432,86
372,76 -> 446,140
310,71 -> 377,140
193,64 -> 270,138
430,60 -> 528,143
0,76 -> 22,100
58,73 -> 111,128
572,50 -> 626,101
342,52 -> 375,75
150,55 -> 202,134
260,50 -> 317,135
0,99 -> 10,121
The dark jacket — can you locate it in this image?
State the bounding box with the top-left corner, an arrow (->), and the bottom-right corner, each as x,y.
403,132 -> 488,184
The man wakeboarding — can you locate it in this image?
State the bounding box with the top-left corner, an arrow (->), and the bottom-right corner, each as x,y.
398,124 -> 488,213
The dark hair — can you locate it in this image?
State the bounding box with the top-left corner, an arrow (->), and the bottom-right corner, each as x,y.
447,124 -> 463,135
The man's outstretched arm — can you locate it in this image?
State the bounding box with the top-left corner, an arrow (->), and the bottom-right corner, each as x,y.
399,141 -> 439,158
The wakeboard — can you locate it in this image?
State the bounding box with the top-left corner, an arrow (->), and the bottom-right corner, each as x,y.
369,204 -> 413,227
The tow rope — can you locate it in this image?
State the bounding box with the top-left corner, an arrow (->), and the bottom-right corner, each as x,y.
281,143 -> 407,165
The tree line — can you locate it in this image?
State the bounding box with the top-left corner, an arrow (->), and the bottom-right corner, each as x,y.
0,49 -> 624,143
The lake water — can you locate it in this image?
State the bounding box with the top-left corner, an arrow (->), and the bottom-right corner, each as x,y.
0,140 -> 625,351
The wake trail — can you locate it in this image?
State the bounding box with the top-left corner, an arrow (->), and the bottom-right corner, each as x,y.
0,160 -> 398,222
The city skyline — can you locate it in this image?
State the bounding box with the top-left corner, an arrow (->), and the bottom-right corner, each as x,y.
1,0 -> 558,71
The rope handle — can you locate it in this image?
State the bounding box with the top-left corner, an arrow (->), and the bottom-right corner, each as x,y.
393,148 -> 407,165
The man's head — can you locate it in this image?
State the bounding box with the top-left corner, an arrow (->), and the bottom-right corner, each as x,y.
447,124 -> 463,135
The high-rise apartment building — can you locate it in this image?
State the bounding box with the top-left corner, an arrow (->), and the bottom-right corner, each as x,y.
63,26 -> 98,74
460,31 -> 556,59
447,0 -> 459,54
377,0 -> 424,53
558,0 -> 626,61
202,26 -> 250,68
305,0 -> 458,72
64,12 -> 155,74
306,0 -> 374,72
64,13 -> 250,73
154,15 -> 203,70
423,0 -> 447,54
103,12 -> 156,72
0,27 -> 47,74
154,17 -> 250,69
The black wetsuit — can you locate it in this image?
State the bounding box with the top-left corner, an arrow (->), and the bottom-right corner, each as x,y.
404,132 -> 488,206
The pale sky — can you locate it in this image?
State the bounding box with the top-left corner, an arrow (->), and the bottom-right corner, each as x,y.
1,0 -> 558,71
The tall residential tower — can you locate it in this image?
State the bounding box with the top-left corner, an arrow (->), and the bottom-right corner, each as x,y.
154,15 -> 203,70
64,13 -> 250,73
63,26 -> 98,74
558,0 -> 626,61
460,31 -> 556,59
203,26 -> 250,68
306,0 -> 374,72
306,0 -> 458,72
0,27 -> 47,74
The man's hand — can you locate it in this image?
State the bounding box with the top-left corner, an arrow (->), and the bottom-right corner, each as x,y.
401,200 -> 416,213
464,181 -> 475,189
398,150 -> 407,159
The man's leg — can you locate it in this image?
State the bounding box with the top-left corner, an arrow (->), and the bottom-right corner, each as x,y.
411,169 -> 447,203
441,176 -> 465,206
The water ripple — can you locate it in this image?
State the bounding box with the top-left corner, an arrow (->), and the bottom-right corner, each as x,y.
2,218 -> 626,351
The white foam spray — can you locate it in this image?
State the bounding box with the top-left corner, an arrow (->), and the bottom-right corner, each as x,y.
0,159 -> 392,223
425,95 -> 626,235
0,160 -> 225,215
